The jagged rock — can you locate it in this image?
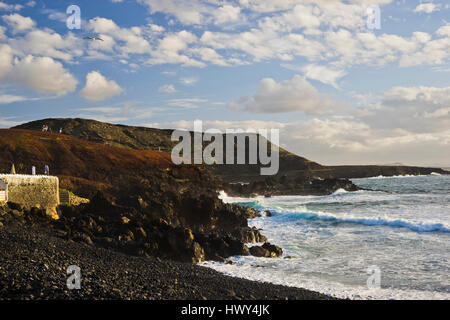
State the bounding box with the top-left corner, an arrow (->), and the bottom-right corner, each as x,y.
232,226 -> 267,243
249,246 -> 269,257
250,242 -> 283,258
262,242 -> 283,257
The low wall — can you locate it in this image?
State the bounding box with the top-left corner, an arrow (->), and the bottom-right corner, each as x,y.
0,174 -> 59,218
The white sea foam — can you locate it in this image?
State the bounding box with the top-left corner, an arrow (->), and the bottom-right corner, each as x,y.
366,174 -> 428,179
214,176 -> 450,300
200,258 -> 450,300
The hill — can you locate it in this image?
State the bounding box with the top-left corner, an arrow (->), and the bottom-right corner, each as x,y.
14,118 -> 323,182
15,118 -> 449,181
0,128 -> 269,262
0,128 -> 195,197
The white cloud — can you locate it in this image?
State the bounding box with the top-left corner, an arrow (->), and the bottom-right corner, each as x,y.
189,47 -> 230,66
43,9 -> 67,23
414,3 -> 440,14
355,85 -> 450,136
180,77 -> 198,85
0,116 -> 21,128
0,2 -> 23,11
88,17 -> 153,56
166,98 -> 207,109
8,29 -> 83,62
0,44 -> 13,80
158,84 -> 176,93
2,13 -> 35,34
80,71 -> 123,101
12,55 -> 78,95
0,94 -> 27,104
228,75 -> 339,115
214,5 -> 241,25
301,64 -> 347,88
147,30 -> 204,67
137,0 -> 210,25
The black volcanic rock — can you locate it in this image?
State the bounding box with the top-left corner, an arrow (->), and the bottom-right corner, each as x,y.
250,243 -> 283,258
223,175 -> 362,197
0,224 -> 335,300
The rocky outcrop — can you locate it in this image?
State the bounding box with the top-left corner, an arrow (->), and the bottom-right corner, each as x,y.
0,186 -> 269,264
224,175 -> 361,197
249,243 -> 283,258
321,165 -> 449,179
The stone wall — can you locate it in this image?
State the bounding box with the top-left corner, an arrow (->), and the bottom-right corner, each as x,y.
0,174 -> 59,218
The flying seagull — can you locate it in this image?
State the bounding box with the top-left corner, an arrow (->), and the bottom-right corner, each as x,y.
84,36 -> 104,41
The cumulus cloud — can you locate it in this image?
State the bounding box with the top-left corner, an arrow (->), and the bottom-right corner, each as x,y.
363,85 -> 450,133
2,13 -> 35,34
213,5 -> 242,25
147,30 -> 205,67
8,29 -> 83,62
80,71 -> 123,101
12,55 -> 78,95
87,17 -> 162,58
228,75 -> 339,115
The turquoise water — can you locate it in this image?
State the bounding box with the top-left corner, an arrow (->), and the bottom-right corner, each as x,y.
200,175 -> 450,299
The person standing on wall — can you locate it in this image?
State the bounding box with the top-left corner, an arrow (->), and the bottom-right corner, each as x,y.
44,164 -> 49,175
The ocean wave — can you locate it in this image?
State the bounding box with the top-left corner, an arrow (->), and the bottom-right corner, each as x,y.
332,188 -> 348,194
283,211 -> 450,233
364,174 -> 429,179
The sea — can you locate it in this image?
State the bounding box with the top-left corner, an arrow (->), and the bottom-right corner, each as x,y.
200,174 -> 449,300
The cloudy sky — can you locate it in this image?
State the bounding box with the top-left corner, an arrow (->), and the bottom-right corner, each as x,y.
0,0 -> 449,167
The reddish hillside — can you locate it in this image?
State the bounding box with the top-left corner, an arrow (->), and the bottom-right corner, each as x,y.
0,129 -> 208,198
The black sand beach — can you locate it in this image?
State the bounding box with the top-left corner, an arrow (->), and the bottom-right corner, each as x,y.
0,224 -> 333,300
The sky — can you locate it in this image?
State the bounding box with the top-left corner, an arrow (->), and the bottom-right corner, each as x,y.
0,0 -> 449,167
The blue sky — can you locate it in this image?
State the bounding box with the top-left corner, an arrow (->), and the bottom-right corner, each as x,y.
0,0 -> 449,166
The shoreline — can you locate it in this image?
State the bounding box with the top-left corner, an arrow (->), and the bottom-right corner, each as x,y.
214,177 -> 450,300
0,224 -> 335,300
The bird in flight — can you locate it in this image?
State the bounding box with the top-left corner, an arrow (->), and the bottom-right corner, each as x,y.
84,36 -> 104,41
